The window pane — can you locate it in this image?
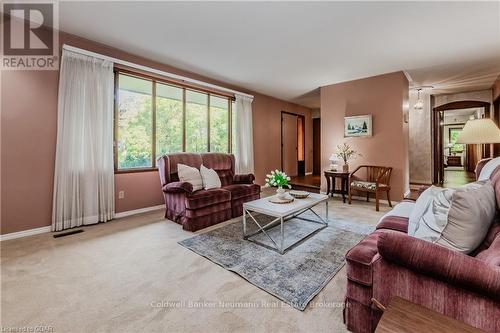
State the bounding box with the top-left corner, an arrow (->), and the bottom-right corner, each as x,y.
210,96 -> 229,153
232,101 -> 236,154
186,90 -> 208,152
156,83 -> 183,156
117,74 -> 153,169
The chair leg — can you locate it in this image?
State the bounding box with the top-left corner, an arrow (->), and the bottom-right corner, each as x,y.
375,191 -> 380,211
387,190 -> 392,207
348,187 -> 352,204
366,192 -> 369,202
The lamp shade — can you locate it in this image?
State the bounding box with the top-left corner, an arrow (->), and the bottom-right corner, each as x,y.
456,118 -> 500,144
329,154 -> 338,162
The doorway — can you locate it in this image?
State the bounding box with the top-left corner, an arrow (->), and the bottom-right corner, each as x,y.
281,112 -> 305,177
432,100 -> 491,185
313,118 -> 321,175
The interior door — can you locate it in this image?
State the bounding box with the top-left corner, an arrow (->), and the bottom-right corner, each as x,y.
313,118 -> 321,175
282,113 -> 298,176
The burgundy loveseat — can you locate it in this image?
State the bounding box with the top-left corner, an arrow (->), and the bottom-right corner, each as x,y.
344,160 -> 500,332
157,153 -> 260,231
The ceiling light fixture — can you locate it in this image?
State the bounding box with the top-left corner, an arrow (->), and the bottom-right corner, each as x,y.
410,85 -> 433,112
414,88 -> 424,111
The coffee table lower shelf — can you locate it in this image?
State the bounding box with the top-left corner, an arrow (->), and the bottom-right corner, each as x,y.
242,193 -> 329,254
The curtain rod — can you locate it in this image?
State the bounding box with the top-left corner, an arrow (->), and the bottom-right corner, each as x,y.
62,44 -> 254,100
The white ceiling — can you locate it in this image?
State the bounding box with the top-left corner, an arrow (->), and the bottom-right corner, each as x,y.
58,1 -> 500,108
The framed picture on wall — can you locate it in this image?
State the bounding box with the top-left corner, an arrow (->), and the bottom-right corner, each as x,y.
344,115 -> 372,137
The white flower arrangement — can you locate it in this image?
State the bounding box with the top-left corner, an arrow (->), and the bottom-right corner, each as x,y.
264,170 -> 291,188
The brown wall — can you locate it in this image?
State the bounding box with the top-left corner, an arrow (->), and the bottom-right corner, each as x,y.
1,31 -> 312,234
320,71 -> 409,201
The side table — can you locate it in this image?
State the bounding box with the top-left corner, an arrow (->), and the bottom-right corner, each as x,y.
324,170 -> 349,203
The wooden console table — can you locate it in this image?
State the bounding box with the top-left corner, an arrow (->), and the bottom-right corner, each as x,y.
374,297 -> 484,333
324,170 -> 349,203
447,155 -> 462,167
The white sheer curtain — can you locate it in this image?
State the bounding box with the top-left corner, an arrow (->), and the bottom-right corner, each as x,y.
52,50 -> 115,231
234,94 -> 254,174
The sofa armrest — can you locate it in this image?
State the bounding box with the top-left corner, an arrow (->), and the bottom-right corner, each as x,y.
233,173 -> 255,184
377,231 -> 500,302
475,158 -> 493,180
162,181 -> 193,194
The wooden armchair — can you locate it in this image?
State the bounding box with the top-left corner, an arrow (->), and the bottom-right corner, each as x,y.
348,165 -> 393,211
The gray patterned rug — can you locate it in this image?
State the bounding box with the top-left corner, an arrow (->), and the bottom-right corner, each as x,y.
178,213 -> 373,310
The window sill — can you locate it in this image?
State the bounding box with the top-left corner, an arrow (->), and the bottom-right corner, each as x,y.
115,167 -> 158,174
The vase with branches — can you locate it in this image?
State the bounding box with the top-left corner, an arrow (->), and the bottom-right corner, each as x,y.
335,143 -> 360,172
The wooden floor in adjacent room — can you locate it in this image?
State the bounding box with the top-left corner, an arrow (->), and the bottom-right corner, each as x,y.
443,169 -> 476,187
289,174 -> 321,193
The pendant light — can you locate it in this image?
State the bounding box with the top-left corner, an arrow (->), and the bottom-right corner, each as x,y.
414,88 -> 424,111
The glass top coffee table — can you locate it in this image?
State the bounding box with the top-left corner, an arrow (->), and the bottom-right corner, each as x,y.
242,193 -> 329,254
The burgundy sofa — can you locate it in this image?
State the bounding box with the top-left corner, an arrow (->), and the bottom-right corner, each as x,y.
157,153 -> 260,231
344,160 -> 500,332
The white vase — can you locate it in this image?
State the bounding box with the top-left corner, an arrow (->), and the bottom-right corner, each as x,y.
276,186 -> 287,199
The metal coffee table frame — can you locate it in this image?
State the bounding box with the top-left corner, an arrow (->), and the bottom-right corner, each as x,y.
243,197 -> 329,254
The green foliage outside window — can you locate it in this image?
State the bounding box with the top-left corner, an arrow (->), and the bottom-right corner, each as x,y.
156,83 -> 183,156
116,73 -> 233,170
449,128 -> 465,152
117,85 -> 153,169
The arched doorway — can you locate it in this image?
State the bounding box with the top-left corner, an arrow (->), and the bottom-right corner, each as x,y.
432,100 -> 491,184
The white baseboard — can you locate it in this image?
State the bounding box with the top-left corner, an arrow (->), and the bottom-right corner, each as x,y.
0,226 -> 51,241
1,205 -> 165,241
114,205 -> 164,219
305,172 -> 313,175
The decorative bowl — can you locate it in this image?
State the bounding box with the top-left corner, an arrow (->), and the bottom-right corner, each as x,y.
289,190 -> 310,199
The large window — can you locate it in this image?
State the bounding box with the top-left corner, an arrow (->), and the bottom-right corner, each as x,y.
210,95 -> 229,153
116,75 -> 153,169
115,72 -> 234,171
186,90 -> 208,153
156,83 -> 183,156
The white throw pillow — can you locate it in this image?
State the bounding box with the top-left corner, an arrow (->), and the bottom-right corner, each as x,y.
200,165 -> 221,190
177,164 -> 203,191
478,157 -> 500,181
408,186 -> 443,235
408,182 -> 495,254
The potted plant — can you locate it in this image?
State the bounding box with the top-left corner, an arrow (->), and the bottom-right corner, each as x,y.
264,170 -> 291,199
335,143 -> 360,173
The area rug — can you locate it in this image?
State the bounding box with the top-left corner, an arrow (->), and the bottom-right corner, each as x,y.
178,213 -> 373,310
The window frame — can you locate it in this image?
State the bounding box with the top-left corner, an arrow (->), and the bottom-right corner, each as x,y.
114,69 -> 234,173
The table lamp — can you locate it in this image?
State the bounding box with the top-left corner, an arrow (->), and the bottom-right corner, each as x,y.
456,118 -> 500,144
329,154 -> 339,171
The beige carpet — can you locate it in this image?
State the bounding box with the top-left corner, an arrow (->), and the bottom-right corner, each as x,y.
1,193 -> 390,333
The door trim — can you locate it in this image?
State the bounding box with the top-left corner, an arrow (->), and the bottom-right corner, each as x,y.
281,111 -> 306,175
432,100 -> 490,183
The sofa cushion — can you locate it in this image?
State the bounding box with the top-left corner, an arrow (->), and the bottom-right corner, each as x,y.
200,165 -> 222,190
408,183 -> 496,254
223,184 -> 260,200
351,180 -> 377,190
161,153 -> 203,183
200,153 -> 235,186
178,163 -> 203,191
346,231 -> 385,286
185,188 -> 231,210
478,157 -> 500,181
